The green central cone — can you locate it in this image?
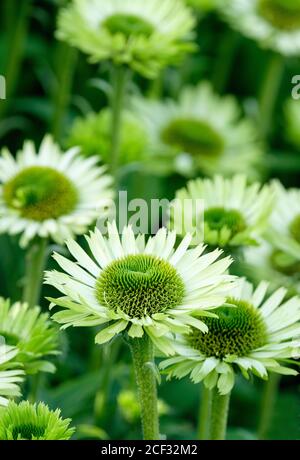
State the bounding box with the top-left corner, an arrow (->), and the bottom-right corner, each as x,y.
103,13 -> 154,38
258,0 -> 300,31
96,254 -> 185,318
188,298 -> 267,358
204,207 -> 247,236
161,118 -> 225,157
3,166 -> 78,221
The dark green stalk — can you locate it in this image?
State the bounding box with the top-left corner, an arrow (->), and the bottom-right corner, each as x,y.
51,44 -> 77,141
209,388 -> 231,440
129,335 -> 159,440
0,0 -> 32,118
259,54 -> 284,139
197,385 -> 212,440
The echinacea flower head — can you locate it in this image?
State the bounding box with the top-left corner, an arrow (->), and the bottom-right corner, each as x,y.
170,175 -> 273,248
0,401 -> 74,440
133,83 -> 263,178
160,279 -> 300,394
0,135 -> 113,247
67,109 -> 147,166
220,0 -> 300,56
57,0 -> 196,78
45,222 -> 235,355
0,345 -> 24,407
267,181 -> 300,260
0,299 -> 58,374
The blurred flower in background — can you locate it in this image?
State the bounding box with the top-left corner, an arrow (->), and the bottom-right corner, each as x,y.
245,241 -> 300,297
57,0 -> 196,78
170,175 -> 273,248
267,181 -> 300,259
118,390 -> 169,423
66,109 -> 147,166
220,0 -> 300,55
133,83 -> 263,178
0,298 -> 58,375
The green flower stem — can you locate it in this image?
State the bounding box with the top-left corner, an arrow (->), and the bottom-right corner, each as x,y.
257,373 -> 281,440
52,44 -> 77,141
259,53 -> 285,139
147,71 -> 164,99
209,388 -> 231,440
23,238 -> 48,308
213,31 -> 239,94
0,0 -> 32,118
3,0 -> 15,32
110,65 -> 129,183
129,335 -> 159,440
197,385 -> 212,440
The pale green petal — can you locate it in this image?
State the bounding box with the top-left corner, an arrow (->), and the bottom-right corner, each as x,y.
128,323 -> 144,338
95,320 -> 128,344
217,370 -> 235,395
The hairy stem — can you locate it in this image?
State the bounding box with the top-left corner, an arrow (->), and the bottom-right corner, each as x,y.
209,388 -> 231,440
23,238 -> 48,307
129,335 -> 159,440
197,385 -> 212,440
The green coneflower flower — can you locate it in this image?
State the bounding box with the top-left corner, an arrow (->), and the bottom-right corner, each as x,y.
220,0 -> 300,56
44,221 -> 235,355
0,401 -> 74,440
0,135 -> 113,247
170,175 -> 273,248
160,278 -> 300,395
0,345 -> 24,407
66,109 -> 147,166
0,299 -> 58,374
133,83 -> 263,178
266,181 -> 300,260
57,0 -> 196,78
